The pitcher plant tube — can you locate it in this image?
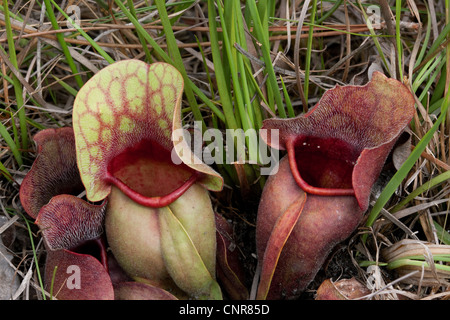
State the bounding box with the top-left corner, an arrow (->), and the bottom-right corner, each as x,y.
256,72 -> 415,299
72,60 -> 224,299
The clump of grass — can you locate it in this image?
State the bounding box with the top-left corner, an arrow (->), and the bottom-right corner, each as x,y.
0,0 -> 448,300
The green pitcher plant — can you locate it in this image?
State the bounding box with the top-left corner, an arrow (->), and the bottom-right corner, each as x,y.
73,60 -> 224,299
20,60 -> 224,300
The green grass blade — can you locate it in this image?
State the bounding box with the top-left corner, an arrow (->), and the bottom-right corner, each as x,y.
0,107 -> 46,131
424,21 -> 450,61
247,0 -> 286,117
414,21 -> 450,75
126,0 -> 153,63
93,0 -> 109,11
207,1 -> 239,130
216,1 -> 251,132
414,5 -> 432,69
20,212 -> 46,300
3,0 -> 27,159
417,56 -> 446,104
430,67 -> 447,105
195,36 -> 215,99
434,221 -> 450,245
115,0 -> 169,60
0,121 -> 23,167
155,0 -> 205,131
316,0 -> 344,24
243,63 -> 264,129
208,1 -> 258,184
387,258 -> 450,272
43,0 -> 84,88
280,76 -> 295,118
0,160 -> 13,182
104,3 -> 160,54
50,75 -> 78,97
391,170 -> 450,213
234,0 -> 258,130
113,0 -> 224,124
49,266 -> 58,300
49,0 -> 115,65
243,61 -> 270,124
413,52 -> 444,92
